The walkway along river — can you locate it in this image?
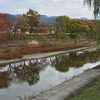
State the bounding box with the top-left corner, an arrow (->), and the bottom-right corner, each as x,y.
0,50 -> 100,100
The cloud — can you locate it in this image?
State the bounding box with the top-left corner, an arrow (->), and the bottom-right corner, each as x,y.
0,0 -> 94,18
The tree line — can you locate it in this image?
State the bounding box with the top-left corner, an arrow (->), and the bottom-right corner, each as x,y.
0,9 -> 99,41
0,9 -> 40,35
53,16 -> 97,36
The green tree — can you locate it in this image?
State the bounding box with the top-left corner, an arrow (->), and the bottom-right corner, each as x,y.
15,16 -> 28,32
23,9 -> 40,35
48,24 -> 54,34
55,16 -> 70,34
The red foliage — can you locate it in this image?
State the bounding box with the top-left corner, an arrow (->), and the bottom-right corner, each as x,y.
0,35 -> 6,41
0,13 -> 11,32
0,44 -> 85,60
37,22 -> 49,34
0,51 -> 22,60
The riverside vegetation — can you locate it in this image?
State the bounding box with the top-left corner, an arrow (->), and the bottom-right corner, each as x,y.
0,33 -> 97,60
0,9 -> 99,60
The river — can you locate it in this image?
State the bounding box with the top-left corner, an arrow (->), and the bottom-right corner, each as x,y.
0,50 -> 100,100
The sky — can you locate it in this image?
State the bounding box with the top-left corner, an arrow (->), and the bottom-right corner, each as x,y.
0,0 -> 94,19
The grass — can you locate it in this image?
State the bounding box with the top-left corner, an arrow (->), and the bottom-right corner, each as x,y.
64,75 -> 100,100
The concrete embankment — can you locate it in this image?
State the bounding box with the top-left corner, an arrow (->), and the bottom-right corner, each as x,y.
0,47 -> 95,65
32,67 -> 100,100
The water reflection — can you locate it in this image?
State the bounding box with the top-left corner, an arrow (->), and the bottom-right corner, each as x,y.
13,61 -> 40,86
0,71 -> 12,88
0,59 -> 49,88
51,51 -> 100,72
0,51 -> 100,100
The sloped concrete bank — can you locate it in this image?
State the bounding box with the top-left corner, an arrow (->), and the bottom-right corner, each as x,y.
0,47 -> 95,65
32,67 -> 100,100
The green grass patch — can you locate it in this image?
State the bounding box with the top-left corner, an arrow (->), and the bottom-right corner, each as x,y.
64,75 -> 100,100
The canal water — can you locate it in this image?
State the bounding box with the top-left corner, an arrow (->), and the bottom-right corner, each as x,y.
0,51 -> 100,100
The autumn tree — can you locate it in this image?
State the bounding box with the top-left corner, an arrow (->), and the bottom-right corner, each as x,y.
0,13 -> 11,32
16,9 -> 40,35
55,16 -> 70,34
87,20 -> 96,34
70,19 -> 90,34
37,22 -> 49,34
23,9 -> 40,35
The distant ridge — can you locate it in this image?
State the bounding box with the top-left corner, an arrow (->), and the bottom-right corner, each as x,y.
9,14 -> 58,25
8,14 -> 22,24
40,15 -> 58,24
8,14 -> 90,25
80,17 -> 89,20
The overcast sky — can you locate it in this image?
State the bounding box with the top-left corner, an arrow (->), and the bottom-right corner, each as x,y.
0,0 -> 94,19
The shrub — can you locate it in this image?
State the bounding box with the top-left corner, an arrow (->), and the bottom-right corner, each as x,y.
0,35 -> 6,41
0,44 -> 85,60
40,42 -> 54,47
0,51 -> 22,60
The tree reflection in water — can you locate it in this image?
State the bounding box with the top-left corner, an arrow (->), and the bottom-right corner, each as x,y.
0,71 -> 12,88
0,51 -> 100,88
0,58 -> 49,88
13,61 -> 40,86
51,51 -> 100,72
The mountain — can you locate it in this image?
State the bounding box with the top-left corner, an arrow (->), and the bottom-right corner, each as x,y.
80,17 -> 89,20
9,14 -> 90,25
8,14 -> 22,24
40,15 -> 58,25
9,14 -> 58,25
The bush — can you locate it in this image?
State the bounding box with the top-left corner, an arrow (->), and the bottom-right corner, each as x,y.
40,42 -> 54,47
0,51 -> 22,60
0,44 -> 85,60
0,35 -> 6,41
